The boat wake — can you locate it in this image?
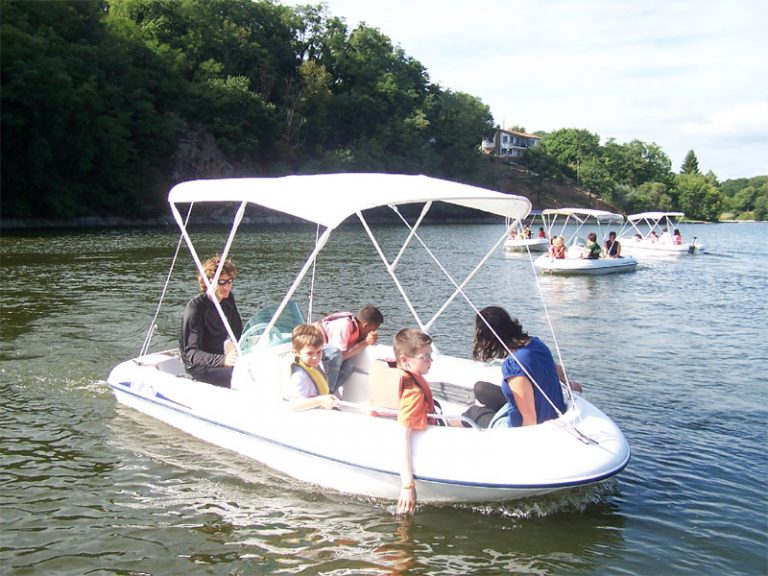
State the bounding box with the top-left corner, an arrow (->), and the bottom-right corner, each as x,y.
458,481 -> 620,518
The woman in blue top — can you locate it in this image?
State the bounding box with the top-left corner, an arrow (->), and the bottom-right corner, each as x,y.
463,306 -> 577,428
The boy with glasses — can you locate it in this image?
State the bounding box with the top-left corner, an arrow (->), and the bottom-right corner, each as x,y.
392,328 -> 438,514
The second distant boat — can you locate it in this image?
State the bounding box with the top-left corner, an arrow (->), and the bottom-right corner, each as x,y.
533,208 -> 639,275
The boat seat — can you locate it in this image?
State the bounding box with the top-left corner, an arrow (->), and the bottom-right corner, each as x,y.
488,402 -> 514,428
368,358 -> 401,415
566,245 -> 583,259
338,366 -> 368,405
152,356 -> 190,378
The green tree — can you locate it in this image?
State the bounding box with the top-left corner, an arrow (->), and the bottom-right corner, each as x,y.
523,144 -> 564,182
680,150 -> 700,174
753,194 -> 768,221
723,177 -> 768,219
425,90 -> 493,179
615,140 -> 673,187
1,0 -> 180,218
281,59 -> 333,166
578,157 -> 616,198
539,128 -> 600,182
190,75 -> 279,163
625,182 -> 674,213
604,183 -> 633,209
675,173 -> 722,221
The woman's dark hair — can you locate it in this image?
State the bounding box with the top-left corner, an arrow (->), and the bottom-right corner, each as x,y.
472,306 -> 529,361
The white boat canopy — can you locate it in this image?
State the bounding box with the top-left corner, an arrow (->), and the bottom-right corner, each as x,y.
164,174 -> 532,356
542,208 -> 625,224
169,173 -> 531,230
627,211 -> 685,222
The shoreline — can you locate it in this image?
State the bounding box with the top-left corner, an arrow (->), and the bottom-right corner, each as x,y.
2,215 -> 762,231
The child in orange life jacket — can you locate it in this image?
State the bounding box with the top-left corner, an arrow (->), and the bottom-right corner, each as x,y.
392,328 -> 439,515
288,324 -> 340,412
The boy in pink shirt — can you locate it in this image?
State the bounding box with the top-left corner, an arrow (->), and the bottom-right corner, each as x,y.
319,305 -> 383,391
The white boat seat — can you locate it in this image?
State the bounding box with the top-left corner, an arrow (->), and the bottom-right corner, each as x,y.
368,358 -> 401,413
566,245 -> 583,259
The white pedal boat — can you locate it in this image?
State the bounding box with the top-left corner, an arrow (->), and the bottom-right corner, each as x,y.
534,253 -> 639,275
618,211 -> 705,257
105,174 -> 630,504
534,208 -> 639,275
504,210 -> 550,252
505,236 -> 550,252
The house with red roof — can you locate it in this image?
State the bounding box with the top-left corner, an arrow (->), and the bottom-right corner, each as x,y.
481,128 -> 541,159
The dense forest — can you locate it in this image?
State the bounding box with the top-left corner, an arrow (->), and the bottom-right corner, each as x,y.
1,0 -> 765,222
522,130 -> 767,221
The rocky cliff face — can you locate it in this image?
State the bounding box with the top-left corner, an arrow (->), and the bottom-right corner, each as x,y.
169,126 -> 235,182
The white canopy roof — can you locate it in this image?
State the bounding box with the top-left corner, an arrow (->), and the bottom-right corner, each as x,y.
168,173 -> 531,229
541,207 -> 624,223
627,211 -> 685,221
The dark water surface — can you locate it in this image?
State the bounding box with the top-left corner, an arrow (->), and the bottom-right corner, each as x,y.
1,222 -> 766,575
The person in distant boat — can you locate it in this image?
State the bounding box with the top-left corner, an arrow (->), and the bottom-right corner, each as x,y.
660,227 -> 672,244
633,233 -> 643,242
523,225 -> 532,239
507,228 -> 518,240
649,231 -> 659,243
605,231 -> 622,258
461,306 -> 580,429
319,305 -> 383,392
672,228 -> 683,245
583,232 -> 602,259
179,255 -> 243,387
538,226 -> 547,239
392,328 -> 439,514
286,324 -> 340,412
549,236 -> 566,259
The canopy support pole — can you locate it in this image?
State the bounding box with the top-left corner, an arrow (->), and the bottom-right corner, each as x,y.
139,204 -> 194,357
358,210 -> 427,331
254,227 -> 333,351
171,201 -> 246,354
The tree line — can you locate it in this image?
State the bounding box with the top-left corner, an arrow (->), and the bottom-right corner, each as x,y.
1,0 -> 764,222
2,0 -> 495,219
523,128 -> 766,221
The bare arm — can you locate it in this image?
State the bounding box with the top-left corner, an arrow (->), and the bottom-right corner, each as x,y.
397,426 -> 417,514
342,330 -> 378,360
507,375 -> 537,426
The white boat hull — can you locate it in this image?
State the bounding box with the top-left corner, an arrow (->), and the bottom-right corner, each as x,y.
619,238 -> 704,257
106,349 -> 630,503
504,238 -> 550,252
534,254 -> 638,275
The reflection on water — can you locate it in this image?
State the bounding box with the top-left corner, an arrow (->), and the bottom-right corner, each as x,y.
1,222 -> 766,575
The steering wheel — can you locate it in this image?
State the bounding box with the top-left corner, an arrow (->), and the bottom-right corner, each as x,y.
239,322 -> 284,351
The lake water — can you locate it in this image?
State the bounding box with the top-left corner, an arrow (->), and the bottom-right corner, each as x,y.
1,221 -> 766,575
